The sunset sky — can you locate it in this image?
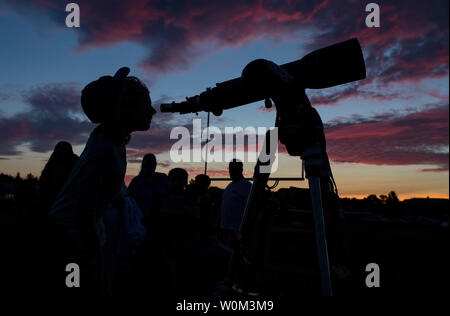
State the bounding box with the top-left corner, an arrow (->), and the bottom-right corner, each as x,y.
0,0 -> 448,200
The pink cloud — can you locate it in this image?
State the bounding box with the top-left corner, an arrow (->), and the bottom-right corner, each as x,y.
5,0 -> 445,85
325,103 -> 449,170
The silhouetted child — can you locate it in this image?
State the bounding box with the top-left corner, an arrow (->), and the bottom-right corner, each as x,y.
47,67 -> 156,296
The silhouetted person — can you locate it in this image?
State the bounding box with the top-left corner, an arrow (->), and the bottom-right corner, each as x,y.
39,141 -> 78,214
219,159 -> 252,247
138,168 -> 231,296
158,168 -> 200,218
186,174 -> 215,235
168,168 -> 188,193
128,153 -> 167,217
192,174 -> 211,196
48,67 -> 156,296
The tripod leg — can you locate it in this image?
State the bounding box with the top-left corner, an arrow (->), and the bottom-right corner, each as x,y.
239,129 -> 275,234
308,175 -> 333,296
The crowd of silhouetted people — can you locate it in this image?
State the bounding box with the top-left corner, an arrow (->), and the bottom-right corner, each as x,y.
3,144 -> 253,297
0,67 -> 350,297
0,68 -> 259,297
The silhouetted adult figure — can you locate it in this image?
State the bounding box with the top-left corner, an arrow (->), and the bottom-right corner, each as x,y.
128,153 -> 167,217
39,141 -> 78,214
219,159 -> 252,248
48,67 -> 156,296
159,168 -> 200,218
186,174 -> 215,235
191,174 -> 211,198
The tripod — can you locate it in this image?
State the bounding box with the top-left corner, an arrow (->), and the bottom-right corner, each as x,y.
237,137 -> 334,296
236,60 -> 336,296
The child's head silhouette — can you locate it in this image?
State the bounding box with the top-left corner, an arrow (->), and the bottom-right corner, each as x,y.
81,67 -> 156,132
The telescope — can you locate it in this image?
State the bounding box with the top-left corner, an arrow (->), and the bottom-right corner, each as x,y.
160,38 -> 366,116
160,38 -> 367,296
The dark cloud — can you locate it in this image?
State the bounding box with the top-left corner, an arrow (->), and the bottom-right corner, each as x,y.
129,100 -> 450,173
307,83 -> 409,106
4,0 -> 447,87
1,83 -> 447,173
3,0 -> 446,110
0,83 -> 186,157
324,102 -> 449,171
0,83 -> 91,155
308,0 -> 448,85
1,0 -> 448,172
23,83 -> 80,113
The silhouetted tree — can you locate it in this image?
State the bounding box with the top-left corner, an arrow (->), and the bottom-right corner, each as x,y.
387,191 -> 399,204
384,190 -> 401,218
364,194 -> 382,212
